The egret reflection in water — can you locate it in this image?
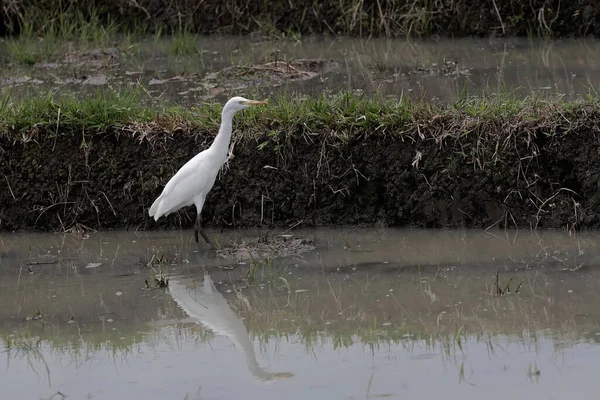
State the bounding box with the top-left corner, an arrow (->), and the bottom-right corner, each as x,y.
168,275 -> 293,382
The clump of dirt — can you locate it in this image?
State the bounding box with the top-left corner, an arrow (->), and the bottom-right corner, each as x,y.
408,60 -> 472,77
204,58 -> 339,90
148,72 -> 202,86
216,234 -> 316,262
24,48 -> 119,87
63,48 -> 120,68
1,76 -> 44,87
32,48 -> 120,71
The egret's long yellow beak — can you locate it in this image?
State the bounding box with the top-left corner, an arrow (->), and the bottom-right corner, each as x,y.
240,99 -> 268,106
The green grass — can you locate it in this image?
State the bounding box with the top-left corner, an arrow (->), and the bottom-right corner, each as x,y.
0,87 -> 591,140
0,88 -> 159,134
0,84 -> 596,178
2,3 -> 125,64
169,29 -> 199,57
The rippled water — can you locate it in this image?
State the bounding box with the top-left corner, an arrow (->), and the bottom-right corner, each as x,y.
2,36 -> 600,105
1,228 -> 599,399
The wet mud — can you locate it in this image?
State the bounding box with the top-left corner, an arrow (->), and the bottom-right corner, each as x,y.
2,103 -> 600,233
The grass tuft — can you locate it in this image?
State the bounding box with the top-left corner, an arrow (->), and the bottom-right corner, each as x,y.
168,29 -> 199,57
0,88 -> 593,147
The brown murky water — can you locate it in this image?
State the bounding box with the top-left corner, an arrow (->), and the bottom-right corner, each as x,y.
1,228 -> 599,399
2,36 -> 600,105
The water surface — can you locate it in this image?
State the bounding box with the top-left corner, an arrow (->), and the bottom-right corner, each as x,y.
1,228 -> 599,399
2,37 -> 600,105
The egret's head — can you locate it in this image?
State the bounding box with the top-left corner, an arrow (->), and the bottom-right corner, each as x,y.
224,96 -> 267,113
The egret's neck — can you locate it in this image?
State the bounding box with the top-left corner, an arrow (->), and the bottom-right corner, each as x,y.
210,108 -> 235,159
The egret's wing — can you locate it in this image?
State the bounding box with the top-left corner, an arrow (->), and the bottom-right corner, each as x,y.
149,151 -> 217,219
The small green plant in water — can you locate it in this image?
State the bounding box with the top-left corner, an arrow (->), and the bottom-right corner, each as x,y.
146,270 -> 169,289
169,30 -> 198,57
527,362 -> 541,381
247,251 -> 276,285
6,19 -> 38,65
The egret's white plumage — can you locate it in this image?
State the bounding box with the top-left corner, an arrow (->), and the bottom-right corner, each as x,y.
149,96 -> 266,244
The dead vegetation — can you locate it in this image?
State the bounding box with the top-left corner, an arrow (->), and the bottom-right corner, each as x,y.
1,0 -> 598,38
219,59 -> 338,82
216,232 -> 316,262
203,57 -> 340,96
493,270 -> 524,296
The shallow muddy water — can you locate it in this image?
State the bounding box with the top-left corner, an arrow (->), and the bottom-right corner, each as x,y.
1,228 -> 599,399
2,36 -> 600,105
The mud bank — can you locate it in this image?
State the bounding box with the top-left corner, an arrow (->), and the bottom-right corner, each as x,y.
2,0 -> 599,38
1,96 -> 600,233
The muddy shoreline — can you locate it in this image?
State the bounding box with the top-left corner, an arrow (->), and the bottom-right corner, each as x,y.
1,101 -> 599,233
2,0 -> 599,38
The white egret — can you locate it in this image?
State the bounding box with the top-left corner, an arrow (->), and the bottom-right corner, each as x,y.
149,96 -> 267,245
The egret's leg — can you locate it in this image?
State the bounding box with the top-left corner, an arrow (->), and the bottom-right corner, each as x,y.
193,197 -> 212,246
194,211 -> 212,245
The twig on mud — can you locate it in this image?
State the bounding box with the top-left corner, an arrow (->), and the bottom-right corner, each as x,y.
533,187 -> 579,229
281,220 -> 304,235
326,279 -> 342,310
485,213 -> 505,231
40,391 -> 67,400
127,0 -> 152,19
16,265 -> 23,289
52,107 -> 60,152
411,151 -> 423,168
32,202 -> 76,226
26,261 -> 58,265
3,174 -> 16,200
260,194 -> 274,226
100,191 -> 117,216
491,0 -> 506,35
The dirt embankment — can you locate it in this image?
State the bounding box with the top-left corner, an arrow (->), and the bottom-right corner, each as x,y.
1,0 -> 600,38
1,105 -> 600,233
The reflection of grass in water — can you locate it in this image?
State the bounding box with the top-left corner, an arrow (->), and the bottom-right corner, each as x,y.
4,323 -> 579,364
232,271 -> 589,359
247,251 -> 276,285
527,361 -> 541,382
1,321 -> 216,373
0,277 -> 588,372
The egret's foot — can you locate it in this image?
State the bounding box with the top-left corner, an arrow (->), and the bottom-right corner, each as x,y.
194,227 -> 213,247
200,230 -> 212,246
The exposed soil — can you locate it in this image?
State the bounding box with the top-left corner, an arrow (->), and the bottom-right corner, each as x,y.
2,103 -> 600,233
3,48 -> 120,88
204,58 -> 339,94
216,234 -> 316,262
2,0 -> 600,38
407,60 -> 472,77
